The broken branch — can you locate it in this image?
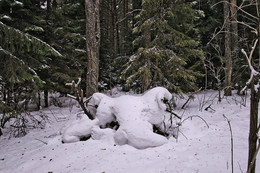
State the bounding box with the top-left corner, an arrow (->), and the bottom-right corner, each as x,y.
66,78 -> 95,120
182,87 -> 202,109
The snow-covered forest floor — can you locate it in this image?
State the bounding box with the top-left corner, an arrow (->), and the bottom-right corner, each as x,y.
0,90 -> 259,173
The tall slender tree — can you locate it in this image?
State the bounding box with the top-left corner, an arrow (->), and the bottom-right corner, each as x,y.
235,1 -> 260,173
224,0 -> 232,96
85,0 -> 100,97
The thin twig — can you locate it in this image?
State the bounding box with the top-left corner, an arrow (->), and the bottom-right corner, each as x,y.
178,130 -> 188,140
204,104 -> 216,112
165,109 -> 181,120
181,115 -> 209,129
181,87 -> 202,109
223,114 -> 234,173
35,138 -> 48,145
238,162 -> 244,173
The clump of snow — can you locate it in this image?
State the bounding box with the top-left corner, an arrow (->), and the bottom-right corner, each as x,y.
1,15 -> 11,20
25,25 -> 44,33
63,87 -> 174,149
13,1 -> 23,6
61,115 -> 98,143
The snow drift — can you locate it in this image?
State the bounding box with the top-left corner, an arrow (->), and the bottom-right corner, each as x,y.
62,87 -> 176,149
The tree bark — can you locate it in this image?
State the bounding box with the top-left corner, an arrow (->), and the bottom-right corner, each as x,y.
111,0 -> 119,56
44,89 -> 48,107
230,0 -> 238,55
142,23 -> 151,92
247,2 -> 260,172
37,91 -> 41,110
224,0 -> 232,96
85,0 -> 100,98
247,82 -> 259,173
122,0 -> 128,55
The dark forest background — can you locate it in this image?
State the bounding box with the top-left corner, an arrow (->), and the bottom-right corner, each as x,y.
0,0 -> 257,124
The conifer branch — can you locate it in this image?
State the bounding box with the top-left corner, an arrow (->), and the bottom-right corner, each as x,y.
0,22 -> 62,57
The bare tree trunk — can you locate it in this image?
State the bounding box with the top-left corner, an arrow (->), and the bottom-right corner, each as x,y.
44,89 -> 48,107
122,0 -> 128,55
248,82 -> 259,173
142,24 -> 151,92
112,0 -> 119,56
37,91 -> 41,110
247,3 -> 260,172
230,0 -> 238,55
230,0 -> 238,74
85,0 -> 100,98
224,0 -> 232,96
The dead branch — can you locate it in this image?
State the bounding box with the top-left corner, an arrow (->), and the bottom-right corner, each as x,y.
241,39 -> 258,68
67,78 -> 94,120
223,114 -> 234,173
204,104 -> 216,112
181,87 -> 202,109
241,39 -> 259,93
165,109 -> 181,120
35,138 -> 48,145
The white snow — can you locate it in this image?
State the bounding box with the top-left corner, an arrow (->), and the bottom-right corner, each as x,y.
0,89 -> 260,173
25,25 -> 44,32
14,1 -> 23,6
62,116 -> 98,143
1,15 -> 11,20
63,87 -> 173,149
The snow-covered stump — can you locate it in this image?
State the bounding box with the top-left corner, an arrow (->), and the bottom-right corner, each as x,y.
62,87 -> 177,149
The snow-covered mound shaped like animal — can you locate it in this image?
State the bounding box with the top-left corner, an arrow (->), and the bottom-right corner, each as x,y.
62,87 -> 173,149
62,116 -> 98,143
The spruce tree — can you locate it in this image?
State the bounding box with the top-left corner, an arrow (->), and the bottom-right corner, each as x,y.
0,1 -> 62,116
121,0 -> 204,93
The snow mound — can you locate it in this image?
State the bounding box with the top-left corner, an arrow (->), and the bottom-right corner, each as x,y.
62,116 -> 98,143
62,87 -> 174,149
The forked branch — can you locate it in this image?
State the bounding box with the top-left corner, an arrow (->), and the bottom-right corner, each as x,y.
66,78 -> 94,120
240,39 -> 259,93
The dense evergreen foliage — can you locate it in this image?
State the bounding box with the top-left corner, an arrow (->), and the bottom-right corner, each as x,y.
2,2 -> 260,172
0,0 -> 257,126
121,0 -> 204,93
0,0 -> 86,131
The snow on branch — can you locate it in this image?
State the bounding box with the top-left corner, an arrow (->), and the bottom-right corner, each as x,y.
0,22 -> 62,57
66,78 -> 94,120
241,39 -> 259,93
62,87 -> 177,149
